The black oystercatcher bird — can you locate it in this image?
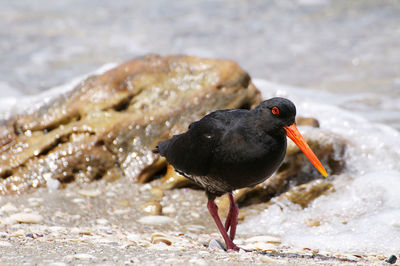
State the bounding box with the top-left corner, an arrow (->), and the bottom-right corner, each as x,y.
153,97 -> 327,251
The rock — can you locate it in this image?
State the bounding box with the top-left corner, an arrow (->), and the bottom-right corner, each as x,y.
283,180 -> 335,208
138,215 -> 174,225
9,212 -> 43,224
387,255 -> 397,264
141,201 -> 163,215
296,117 -> 320,128
0,55 -> 261,195
161,164 -> 193,190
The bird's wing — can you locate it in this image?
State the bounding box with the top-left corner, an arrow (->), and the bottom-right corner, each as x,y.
160,110 -> 242,176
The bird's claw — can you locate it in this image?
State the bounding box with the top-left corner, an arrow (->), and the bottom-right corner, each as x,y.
226,244 -> 252,252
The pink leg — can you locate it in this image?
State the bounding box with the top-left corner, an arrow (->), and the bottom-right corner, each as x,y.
207,200 -> 240,251
227,193 -> 239,241
224,194 -> 233,232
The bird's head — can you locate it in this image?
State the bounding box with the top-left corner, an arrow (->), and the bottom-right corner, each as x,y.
257,97 -> 328,177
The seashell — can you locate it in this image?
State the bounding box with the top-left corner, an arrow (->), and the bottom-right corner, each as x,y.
151,233 -> 172,246
9,212 -> 43,224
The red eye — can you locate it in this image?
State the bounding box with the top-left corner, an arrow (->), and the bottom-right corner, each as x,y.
272,107 -> 280,115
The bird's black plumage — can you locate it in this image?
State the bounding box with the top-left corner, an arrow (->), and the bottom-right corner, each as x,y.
156,97 -> 296,199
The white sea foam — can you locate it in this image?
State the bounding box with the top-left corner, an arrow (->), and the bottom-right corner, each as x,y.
239,79 -> 400,254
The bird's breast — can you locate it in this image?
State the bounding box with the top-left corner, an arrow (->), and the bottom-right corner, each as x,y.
209,134 -> 287,190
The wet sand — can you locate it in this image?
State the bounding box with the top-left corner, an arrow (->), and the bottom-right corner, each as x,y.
0,179 -> 389,265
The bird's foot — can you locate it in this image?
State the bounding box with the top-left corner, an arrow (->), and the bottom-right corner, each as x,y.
227,245 -> 240,251
226,244 -> 251,252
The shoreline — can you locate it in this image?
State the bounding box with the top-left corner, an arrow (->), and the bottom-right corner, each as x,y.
0,180 -> 392,265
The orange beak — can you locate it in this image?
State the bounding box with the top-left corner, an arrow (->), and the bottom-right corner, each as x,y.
283,123 -> 328,177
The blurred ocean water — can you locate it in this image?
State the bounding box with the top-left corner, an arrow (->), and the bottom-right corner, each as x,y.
0,0 -> 399,129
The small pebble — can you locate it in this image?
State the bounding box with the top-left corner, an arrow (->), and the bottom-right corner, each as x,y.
1,202 -> 18,213
141,201 -> 162,215
0,241 -> 12,247
188,258 -> 207,265
28,197 -> 43,203
96,219 -> 109,225
113,209 -> 130,215
72,198 -> 85,204
105,191 -> 117,197
73,253 -> 97,260
25,233 -> 34,238
117,200 -> 130,206
260,256 -> 280,264
165,258 -> 181,264
191,212 -> 200,218
138,215 -> 173,225
127,233 -> 140,242
208,239 -> 225,250
305,218 -> 321,227
9,212 -> 43,224
149,187 -> 164,198
246,235 -> 281,244
253,242 -> 277,252
71,214 -> 81,220
48,262 -> 67,266
387,255 -> 397,264
139,183 -> 152,191
46,178 -> 60,191
162,206 -> 176,214
78,189 -> 101,197
185,224 -> 205,233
